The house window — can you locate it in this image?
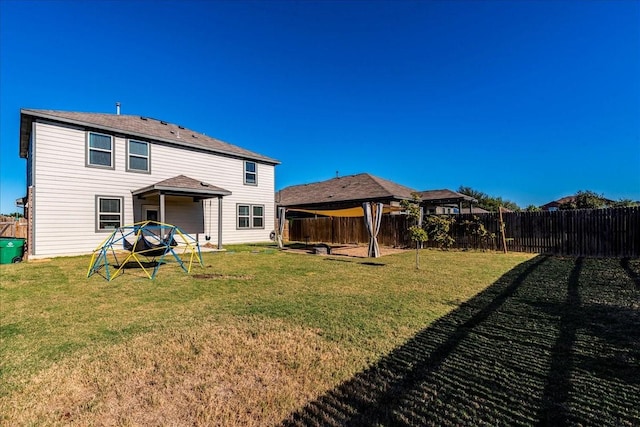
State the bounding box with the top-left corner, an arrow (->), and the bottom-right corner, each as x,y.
127,140 -> 150,172
238,205 -> 250,228
237,204 -> 264,229
244,161 -> 257,185
252,205 -> 264,228
87,132 -> 114,168
96,196 -> 123,231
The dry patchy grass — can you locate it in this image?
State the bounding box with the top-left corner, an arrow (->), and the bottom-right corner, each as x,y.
4,317 -> 355,426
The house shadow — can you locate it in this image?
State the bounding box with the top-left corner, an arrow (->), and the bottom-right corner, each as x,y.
281,255 -> 640,426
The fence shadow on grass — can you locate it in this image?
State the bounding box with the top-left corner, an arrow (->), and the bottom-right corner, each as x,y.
282,255 -> 640,426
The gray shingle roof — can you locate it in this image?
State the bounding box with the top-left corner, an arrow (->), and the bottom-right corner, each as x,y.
277,173 -> 417,207
540,195 -> 576,209
417,189 -> 477,203
469,206 -> 490,214
19,109 -> 279,164
132,175 -> 231,197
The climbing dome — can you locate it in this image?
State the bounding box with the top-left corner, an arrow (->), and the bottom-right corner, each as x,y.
87,221 -> 203,281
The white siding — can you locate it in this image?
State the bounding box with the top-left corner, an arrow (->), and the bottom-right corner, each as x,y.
164,196 -> 203,235
31,121 -> 276,257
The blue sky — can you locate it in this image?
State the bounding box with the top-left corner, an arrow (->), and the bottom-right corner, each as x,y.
1,0 -> 638,213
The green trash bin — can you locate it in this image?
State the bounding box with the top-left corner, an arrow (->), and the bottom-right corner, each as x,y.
0,237 -> 26,264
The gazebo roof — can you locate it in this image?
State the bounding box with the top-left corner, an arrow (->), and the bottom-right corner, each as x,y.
417,189 -> 477,205
277,173 -> 416,209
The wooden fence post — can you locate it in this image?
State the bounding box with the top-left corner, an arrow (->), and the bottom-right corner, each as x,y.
499,207 -> 508,254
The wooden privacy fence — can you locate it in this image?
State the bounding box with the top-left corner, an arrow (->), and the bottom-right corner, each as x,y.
0,217 -> 27,239
287,207 -> 640,257
289,215 -> 412,248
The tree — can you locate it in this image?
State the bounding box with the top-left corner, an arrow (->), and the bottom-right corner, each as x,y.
458,186 -> 520,212
559,190 -> 607,210
457,186 -> 486,204
611,198 -> 638,208
1,212 -> 24,218
462,215 -> 495,251
401,193 -> 428,269
525,205 -> 541,212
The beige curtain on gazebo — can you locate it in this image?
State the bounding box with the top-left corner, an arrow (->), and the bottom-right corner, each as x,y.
276,207 -> 286,249
363,202 -> 384,258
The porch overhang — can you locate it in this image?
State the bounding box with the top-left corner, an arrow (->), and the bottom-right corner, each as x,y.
132,175 -> 231,200
131,175 -> 230,250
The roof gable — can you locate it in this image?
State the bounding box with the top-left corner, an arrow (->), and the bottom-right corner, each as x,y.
19,109 -> 279,164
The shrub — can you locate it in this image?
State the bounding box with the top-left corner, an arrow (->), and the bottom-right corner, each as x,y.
462,215 -> 495,251
424,215 -> 455,250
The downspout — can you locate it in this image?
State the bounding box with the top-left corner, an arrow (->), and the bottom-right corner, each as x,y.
28,120 -> 37,257
218,196 -> 223,249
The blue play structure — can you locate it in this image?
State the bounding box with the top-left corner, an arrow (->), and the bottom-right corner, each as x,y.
87,221 -> 203,281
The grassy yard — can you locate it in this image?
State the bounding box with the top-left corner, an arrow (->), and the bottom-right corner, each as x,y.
0,247 -> 638,425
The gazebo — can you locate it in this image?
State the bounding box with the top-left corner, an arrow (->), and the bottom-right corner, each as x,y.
276,173 -> 415,257
416,189 -> 478,214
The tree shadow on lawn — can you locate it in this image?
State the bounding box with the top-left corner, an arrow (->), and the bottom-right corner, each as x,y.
282,255 -> 640,426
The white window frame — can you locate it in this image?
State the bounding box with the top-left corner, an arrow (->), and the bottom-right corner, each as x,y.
86,131 -> 114,169
237,204 -> 265,229
244,161 -> 257,185
95,196 -> 124,232
127,139 -> 150,173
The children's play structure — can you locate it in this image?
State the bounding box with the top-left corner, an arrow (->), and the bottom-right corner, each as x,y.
87,221 -> 203,281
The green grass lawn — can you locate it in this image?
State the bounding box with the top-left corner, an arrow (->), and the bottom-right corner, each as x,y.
1,246 -> 638,425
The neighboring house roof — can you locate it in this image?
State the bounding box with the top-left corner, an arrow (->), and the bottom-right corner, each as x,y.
540,194 -> 615,210
277,173 -> 417,208
417,189 -> 477,204
132,175 -> 232,199
468,206 -> 490,214
540,195 -> 576,210
19,109 -> 279,165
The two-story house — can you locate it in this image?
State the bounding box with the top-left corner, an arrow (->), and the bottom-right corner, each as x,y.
19,108 -> 279,258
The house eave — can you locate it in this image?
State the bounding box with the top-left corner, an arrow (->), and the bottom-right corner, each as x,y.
278,196 -> 405,210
